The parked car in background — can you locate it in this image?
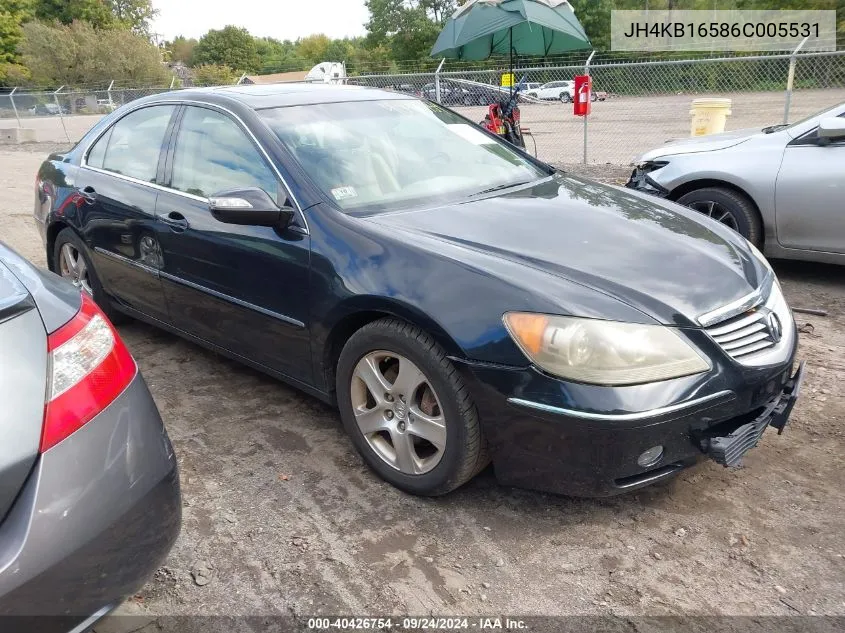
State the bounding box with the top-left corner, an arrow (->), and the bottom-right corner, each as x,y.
34,84 -> 802,499
527,80 -> 575,102
28,103 -> 68,116
97,98 -> 118,112
0,242 -> 180,631
628,101 -> 845,265
422,80 -> 508,106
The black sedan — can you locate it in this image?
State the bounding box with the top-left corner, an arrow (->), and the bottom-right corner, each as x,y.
34,84 -> 803,497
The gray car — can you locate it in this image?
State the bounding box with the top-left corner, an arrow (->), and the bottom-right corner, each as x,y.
627,101 -> 845,265
0,242 -> 180,631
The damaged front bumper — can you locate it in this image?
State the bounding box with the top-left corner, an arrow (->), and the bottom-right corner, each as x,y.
626,163 -> 670,197
703,361 -> 805,467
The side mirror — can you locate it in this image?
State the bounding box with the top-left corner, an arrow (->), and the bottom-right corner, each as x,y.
817,118 -> 845,142
208,187 -> 294,228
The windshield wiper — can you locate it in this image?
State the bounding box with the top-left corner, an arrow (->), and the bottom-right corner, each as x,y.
469,180 -> 533,197
762,123 -> 789,134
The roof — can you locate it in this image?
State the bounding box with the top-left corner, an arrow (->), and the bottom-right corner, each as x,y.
242,71 -> 309,85
162,83 -> 413,109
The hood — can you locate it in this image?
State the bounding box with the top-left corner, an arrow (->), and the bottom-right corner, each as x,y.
366,175 -> 768,327
637,127 -> 764,162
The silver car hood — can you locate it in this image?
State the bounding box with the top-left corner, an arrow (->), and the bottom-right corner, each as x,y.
636,127 -> 765,162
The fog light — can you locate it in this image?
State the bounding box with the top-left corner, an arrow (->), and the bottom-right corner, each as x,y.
637,445 -> 664,468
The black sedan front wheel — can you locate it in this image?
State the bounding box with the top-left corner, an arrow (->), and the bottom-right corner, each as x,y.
336,318 -> 488,496
676,187 -> 763,246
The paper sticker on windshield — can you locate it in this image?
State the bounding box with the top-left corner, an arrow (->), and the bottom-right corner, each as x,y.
332,186 -> 358,201
447,124 -> 497,145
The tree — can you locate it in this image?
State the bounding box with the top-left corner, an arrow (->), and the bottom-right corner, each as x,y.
168,35 -> 197,65
108,0 -> 156,35
192,25 -> 259,72
192,63 -> 237,86
0,0 -> 34,83
254,36 -> 306,73
20,19 -> 169,86
296,34 -> 331,66
33,0 -> 115,28
364,0 -> 446,60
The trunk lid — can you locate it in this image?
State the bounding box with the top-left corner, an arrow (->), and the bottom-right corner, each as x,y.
0,262 -> 47,523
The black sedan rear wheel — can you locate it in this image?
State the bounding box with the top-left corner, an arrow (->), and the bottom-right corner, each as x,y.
676,187 -> 763,246
336,318 -> 488,496
53,227 -> 128,324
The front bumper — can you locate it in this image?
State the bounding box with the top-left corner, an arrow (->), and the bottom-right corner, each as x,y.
626,165 -> 670,197
457,347 -> 801,497
0,374 -> 181,629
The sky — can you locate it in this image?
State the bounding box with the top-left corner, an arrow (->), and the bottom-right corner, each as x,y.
150,0 -> 370,42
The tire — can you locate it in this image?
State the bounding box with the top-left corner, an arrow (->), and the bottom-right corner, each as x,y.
560,92 -> 572,103
675,187 -> 763,247
590,93 -> 597,102
53,227 -> 129,324
336,318 -> 489,496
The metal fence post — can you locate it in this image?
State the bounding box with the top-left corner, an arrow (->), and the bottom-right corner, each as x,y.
9,87 -> 21,128
170,76 -> 176,89
53,86 -> 70,142
784,37 -> 809,124
583,50 -> 595,165
435,57 -> 445,104
107,79 -> 114,107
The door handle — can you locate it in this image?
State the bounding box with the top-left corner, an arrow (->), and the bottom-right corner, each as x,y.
160,211 -> 189,232
78,186 -> 97,205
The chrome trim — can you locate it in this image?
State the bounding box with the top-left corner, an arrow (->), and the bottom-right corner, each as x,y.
79,98 -> 309,233
159,271 -> 306,328
67,604 -> 116,633
83,164 -> 208,202
507,390 -> 734,422
93,247 -> 160,275
697,273 -> 772,327
615,464 -> 684,489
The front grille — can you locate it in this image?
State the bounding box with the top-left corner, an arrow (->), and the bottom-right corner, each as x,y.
705,308 -> 777,360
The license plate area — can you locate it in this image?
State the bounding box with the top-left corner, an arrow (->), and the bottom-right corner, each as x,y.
700,362 -> 805,467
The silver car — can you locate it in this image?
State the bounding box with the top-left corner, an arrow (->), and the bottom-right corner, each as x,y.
627,102 -> 845,265
0,241 -> 180,631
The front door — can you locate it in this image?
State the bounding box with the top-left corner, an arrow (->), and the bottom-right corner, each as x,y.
775,115 -> 845,254
77,104 -> 177,322
155,105 -> 312,383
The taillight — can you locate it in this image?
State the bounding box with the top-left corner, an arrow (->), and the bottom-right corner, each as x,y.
41,294 -> 137,452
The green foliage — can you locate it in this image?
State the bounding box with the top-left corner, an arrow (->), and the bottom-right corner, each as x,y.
20,19 -> 169,86
33,0 -> 115,28
192,63 -> 237,86
108,0 -> 156,35
168,35 -> 197,64
0,0 -> 34,66
193,25 -> 259,72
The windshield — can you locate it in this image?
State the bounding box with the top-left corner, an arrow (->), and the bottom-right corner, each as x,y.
260,99 -> 549,213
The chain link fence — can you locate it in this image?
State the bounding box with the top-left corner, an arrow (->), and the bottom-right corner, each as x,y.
2,50 -> 844,165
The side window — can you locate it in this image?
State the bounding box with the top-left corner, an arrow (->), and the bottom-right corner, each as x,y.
170,106 -> 278,199
86,127 -> 112,169
88,105 -> 175,182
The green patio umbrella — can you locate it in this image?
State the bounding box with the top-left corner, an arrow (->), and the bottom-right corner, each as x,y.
431,0 -> 591,84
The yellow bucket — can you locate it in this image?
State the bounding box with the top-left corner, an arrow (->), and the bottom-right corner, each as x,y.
690,98 -> 732,137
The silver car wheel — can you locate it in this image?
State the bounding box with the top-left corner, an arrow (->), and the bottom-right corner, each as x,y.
351,351 -> 446,475
689,200 -> 740,232
58,243 -> 93,296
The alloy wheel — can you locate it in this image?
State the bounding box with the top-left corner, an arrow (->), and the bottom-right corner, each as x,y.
351,351 -> 446,475
58,243 -> 93,296
688,200 -> 740,232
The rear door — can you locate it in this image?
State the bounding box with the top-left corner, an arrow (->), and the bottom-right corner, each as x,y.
77,104 -> 178,322
0,264 -> 46,523
775,113 -> 845,254
154,104 -> 313,383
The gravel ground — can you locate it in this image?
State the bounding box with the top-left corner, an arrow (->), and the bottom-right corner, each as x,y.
1,145 -> 843,629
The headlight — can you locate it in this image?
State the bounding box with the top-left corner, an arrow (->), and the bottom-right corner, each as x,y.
503,313 -> 710,386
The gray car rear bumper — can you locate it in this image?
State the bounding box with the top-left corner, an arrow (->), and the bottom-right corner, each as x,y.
0,373 -> 181,628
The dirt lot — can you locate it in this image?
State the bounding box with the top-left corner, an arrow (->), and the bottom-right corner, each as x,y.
1,145 -> 844,627
4,88 -> 845,165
